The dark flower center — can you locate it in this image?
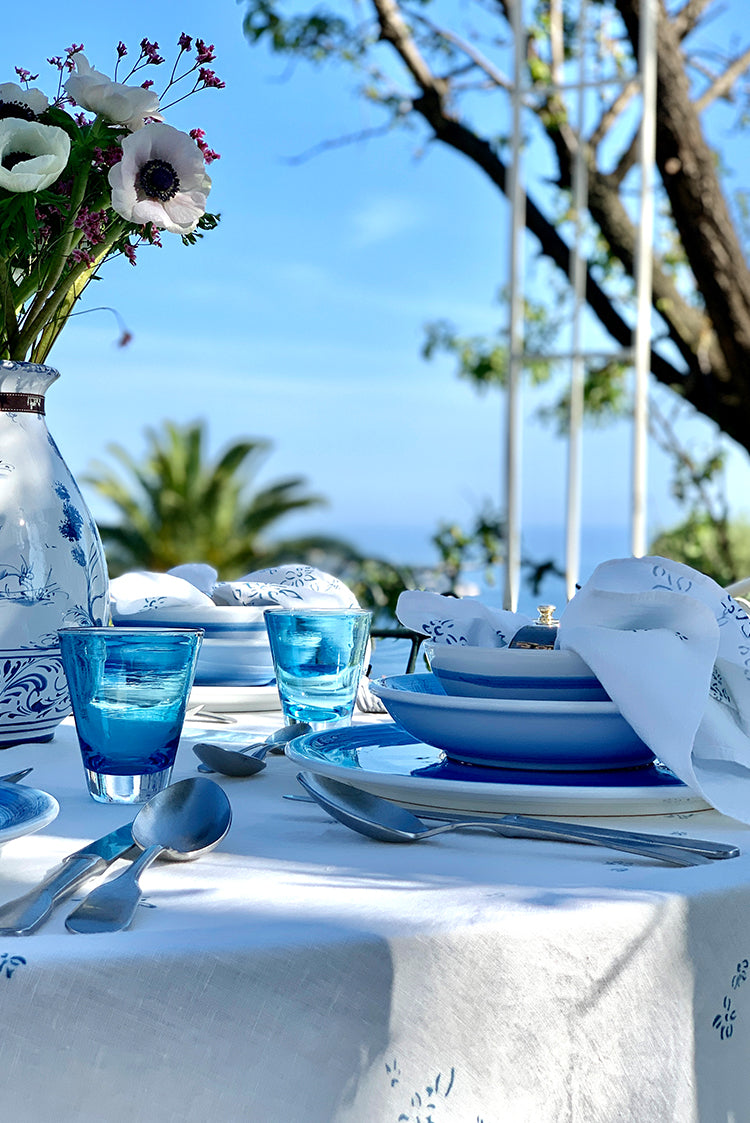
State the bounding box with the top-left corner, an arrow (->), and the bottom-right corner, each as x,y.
2,151 -> 32,172
138,158 -> 180,202
0,101 -> 36,122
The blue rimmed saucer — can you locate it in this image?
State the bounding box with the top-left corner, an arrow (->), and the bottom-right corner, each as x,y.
0,781 -> 59,846
285,723 -> 710,817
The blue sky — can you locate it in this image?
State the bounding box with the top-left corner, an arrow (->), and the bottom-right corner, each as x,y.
6,0 -> 750,578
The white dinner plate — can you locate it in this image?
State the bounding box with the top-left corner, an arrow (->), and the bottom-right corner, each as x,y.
189,684 -> 281,712
0,780 -> 59,846
285,723 -> 711,817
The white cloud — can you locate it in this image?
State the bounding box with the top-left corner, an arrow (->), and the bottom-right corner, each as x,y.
348,195 -> 422,248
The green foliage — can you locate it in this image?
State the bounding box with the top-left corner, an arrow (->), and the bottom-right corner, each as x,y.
85,420 -> 345,577
85,419 -> 431,624
242,2 -> 361,61
537,359 -> 630,434
650,513 -> 750,589
429,505 -> 561,595
422,289 -> 562,391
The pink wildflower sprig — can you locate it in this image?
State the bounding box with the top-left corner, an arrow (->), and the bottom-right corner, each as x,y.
115,38 -> 166,86
189,128 -> 220,164
74,207 -> 108,245
45,44 -> 84,105
70,247 -> 95,267
112,41 -> 128,81
195,40 -> 217,65
92,145 -> 123,170
198,68 -> 224,90
15,67 -> 39,85
157,33 -> 225,110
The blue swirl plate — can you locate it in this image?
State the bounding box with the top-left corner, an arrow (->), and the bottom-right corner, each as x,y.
285,723 -> 710,817
0,780 -> 59,846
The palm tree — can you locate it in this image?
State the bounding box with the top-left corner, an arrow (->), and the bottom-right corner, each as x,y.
85,420 -> 359,577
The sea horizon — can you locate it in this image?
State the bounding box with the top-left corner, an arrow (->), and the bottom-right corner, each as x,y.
343,520 -> 633,616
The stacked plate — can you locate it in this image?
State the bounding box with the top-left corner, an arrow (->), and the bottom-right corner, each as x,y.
112,604 -> 275,688
287,646 -> 709,818
369,645 -> 655,772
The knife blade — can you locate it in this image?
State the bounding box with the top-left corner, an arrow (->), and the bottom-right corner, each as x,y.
0,823 -> 138,936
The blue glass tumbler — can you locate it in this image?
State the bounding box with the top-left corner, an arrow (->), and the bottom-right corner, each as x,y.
264,607 -> 371,730
59,627 -> 203,804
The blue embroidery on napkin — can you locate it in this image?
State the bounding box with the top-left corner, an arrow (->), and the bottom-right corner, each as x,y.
650,564 -> 694,595
420,618 -> 467,645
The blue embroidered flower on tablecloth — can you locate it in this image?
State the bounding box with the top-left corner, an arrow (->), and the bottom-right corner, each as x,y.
733,960 -> 749,990
0,953 -> 26,978
713,996 -> 737,1040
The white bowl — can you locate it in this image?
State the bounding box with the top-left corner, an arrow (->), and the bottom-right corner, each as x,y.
428,644 -> 609,701
112,605 -> 273,687
370,673 -> 652,770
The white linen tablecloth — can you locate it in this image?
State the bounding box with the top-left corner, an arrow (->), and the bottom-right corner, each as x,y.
0,712 -> 750,1121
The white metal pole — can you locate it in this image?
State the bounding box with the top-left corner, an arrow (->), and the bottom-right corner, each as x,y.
565,0 -> 588,601
631,0 -> 657,557
504,0 -> 526,611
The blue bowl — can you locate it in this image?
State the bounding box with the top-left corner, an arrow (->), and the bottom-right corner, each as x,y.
428,643 -> 609,701
369,673 -> 653,771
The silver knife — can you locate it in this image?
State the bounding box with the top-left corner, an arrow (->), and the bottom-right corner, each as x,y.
0,823 -> 139,936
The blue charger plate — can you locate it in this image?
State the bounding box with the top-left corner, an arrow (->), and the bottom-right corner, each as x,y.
285,723 -> 710,817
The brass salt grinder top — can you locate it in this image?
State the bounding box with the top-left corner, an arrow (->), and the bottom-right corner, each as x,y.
508,604 -> 560,650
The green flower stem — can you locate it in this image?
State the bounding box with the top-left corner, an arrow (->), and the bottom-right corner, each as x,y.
27,220 -> 128,363
0,257 -> 21,359
15,159 -> 94,356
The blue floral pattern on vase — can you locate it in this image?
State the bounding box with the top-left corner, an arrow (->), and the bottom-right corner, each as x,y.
0,361 -> 109,746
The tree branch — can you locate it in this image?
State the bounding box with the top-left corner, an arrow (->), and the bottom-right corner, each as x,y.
694,46 -> 750,111
616,0 -> 750,439
673,0 -> 715,40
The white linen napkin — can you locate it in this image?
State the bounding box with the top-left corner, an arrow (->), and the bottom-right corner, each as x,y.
109,570 -> 216,615
396,588 -> 532,647
110,563 -> 359,616
558,556 -> 750,823
397,558 -> 750,823
211,564 -> 358,608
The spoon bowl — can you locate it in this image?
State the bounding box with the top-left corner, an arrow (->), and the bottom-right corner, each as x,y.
193,723 -> 311,777
132,776 -> 233,860
193,739 -> 270,777
65,778 -> 232,933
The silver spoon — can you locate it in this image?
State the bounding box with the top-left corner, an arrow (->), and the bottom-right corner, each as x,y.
295,772 -> 713,867
64,777 -> 232,934
286,790 -> 737,859
193,723 -> 311,777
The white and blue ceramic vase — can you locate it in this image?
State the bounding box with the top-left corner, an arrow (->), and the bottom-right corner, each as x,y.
0,360 -> 109,746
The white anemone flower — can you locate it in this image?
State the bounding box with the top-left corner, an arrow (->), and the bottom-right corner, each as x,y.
0,82 -> 48,120
65,54 -> 161,132
0,119 -> 70,192
108,123 -> 211,235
